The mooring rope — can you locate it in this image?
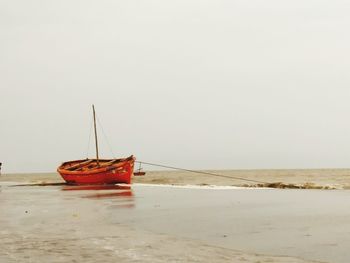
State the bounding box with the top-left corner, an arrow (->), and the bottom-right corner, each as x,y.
135,161 -> 268,184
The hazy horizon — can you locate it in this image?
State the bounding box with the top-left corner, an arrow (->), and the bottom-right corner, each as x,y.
2,0 -> 350,173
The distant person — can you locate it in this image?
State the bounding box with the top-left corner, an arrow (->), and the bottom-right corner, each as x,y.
0,162 -> 2,175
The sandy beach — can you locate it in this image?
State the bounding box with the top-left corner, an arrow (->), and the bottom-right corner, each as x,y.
1,170 -> 350,262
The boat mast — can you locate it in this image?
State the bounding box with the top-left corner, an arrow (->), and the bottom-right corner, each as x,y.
92,105 -> 100,166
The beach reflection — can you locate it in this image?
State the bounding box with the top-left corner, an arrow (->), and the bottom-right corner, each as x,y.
61,184 -> 131,191
61,184 -> 134,206
81,190 -> 133,200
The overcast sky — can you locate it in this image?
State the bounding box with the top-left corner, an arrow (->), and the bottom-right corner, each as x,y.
1,0 -> 350,173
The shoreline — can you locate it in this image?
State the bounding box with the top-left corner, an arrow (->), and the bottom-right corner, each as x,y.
1,168 -> 349,189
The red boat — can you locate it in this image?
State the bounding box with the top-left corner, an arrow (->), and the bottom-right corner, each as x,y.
58,156 -> 135,185
57,105 -> 135,185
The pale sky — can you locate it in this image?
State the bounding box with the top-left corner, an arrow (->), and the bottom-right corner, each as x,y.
1,0 -> 350,173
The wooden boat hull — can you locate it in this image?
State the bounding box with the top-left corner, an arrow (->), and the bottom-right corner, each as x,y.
57,156 -> 135,185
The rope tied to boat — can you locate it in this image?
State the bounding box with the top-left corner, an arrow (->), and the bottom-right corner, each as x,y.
135,161 -> 268,184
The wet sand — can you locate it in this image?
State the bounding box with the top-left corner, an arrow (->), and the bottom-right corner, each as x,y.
1,170 -> 350,262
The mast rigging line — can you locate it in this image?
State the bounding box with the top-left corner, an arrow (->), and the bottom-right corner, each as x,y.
92,105 -> 100,166
96,116 -> 116,158
135,161 -> 267,184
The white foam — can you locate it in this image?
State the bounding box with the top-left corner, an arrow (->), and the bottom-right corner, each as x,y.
132,183 -> 269,190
